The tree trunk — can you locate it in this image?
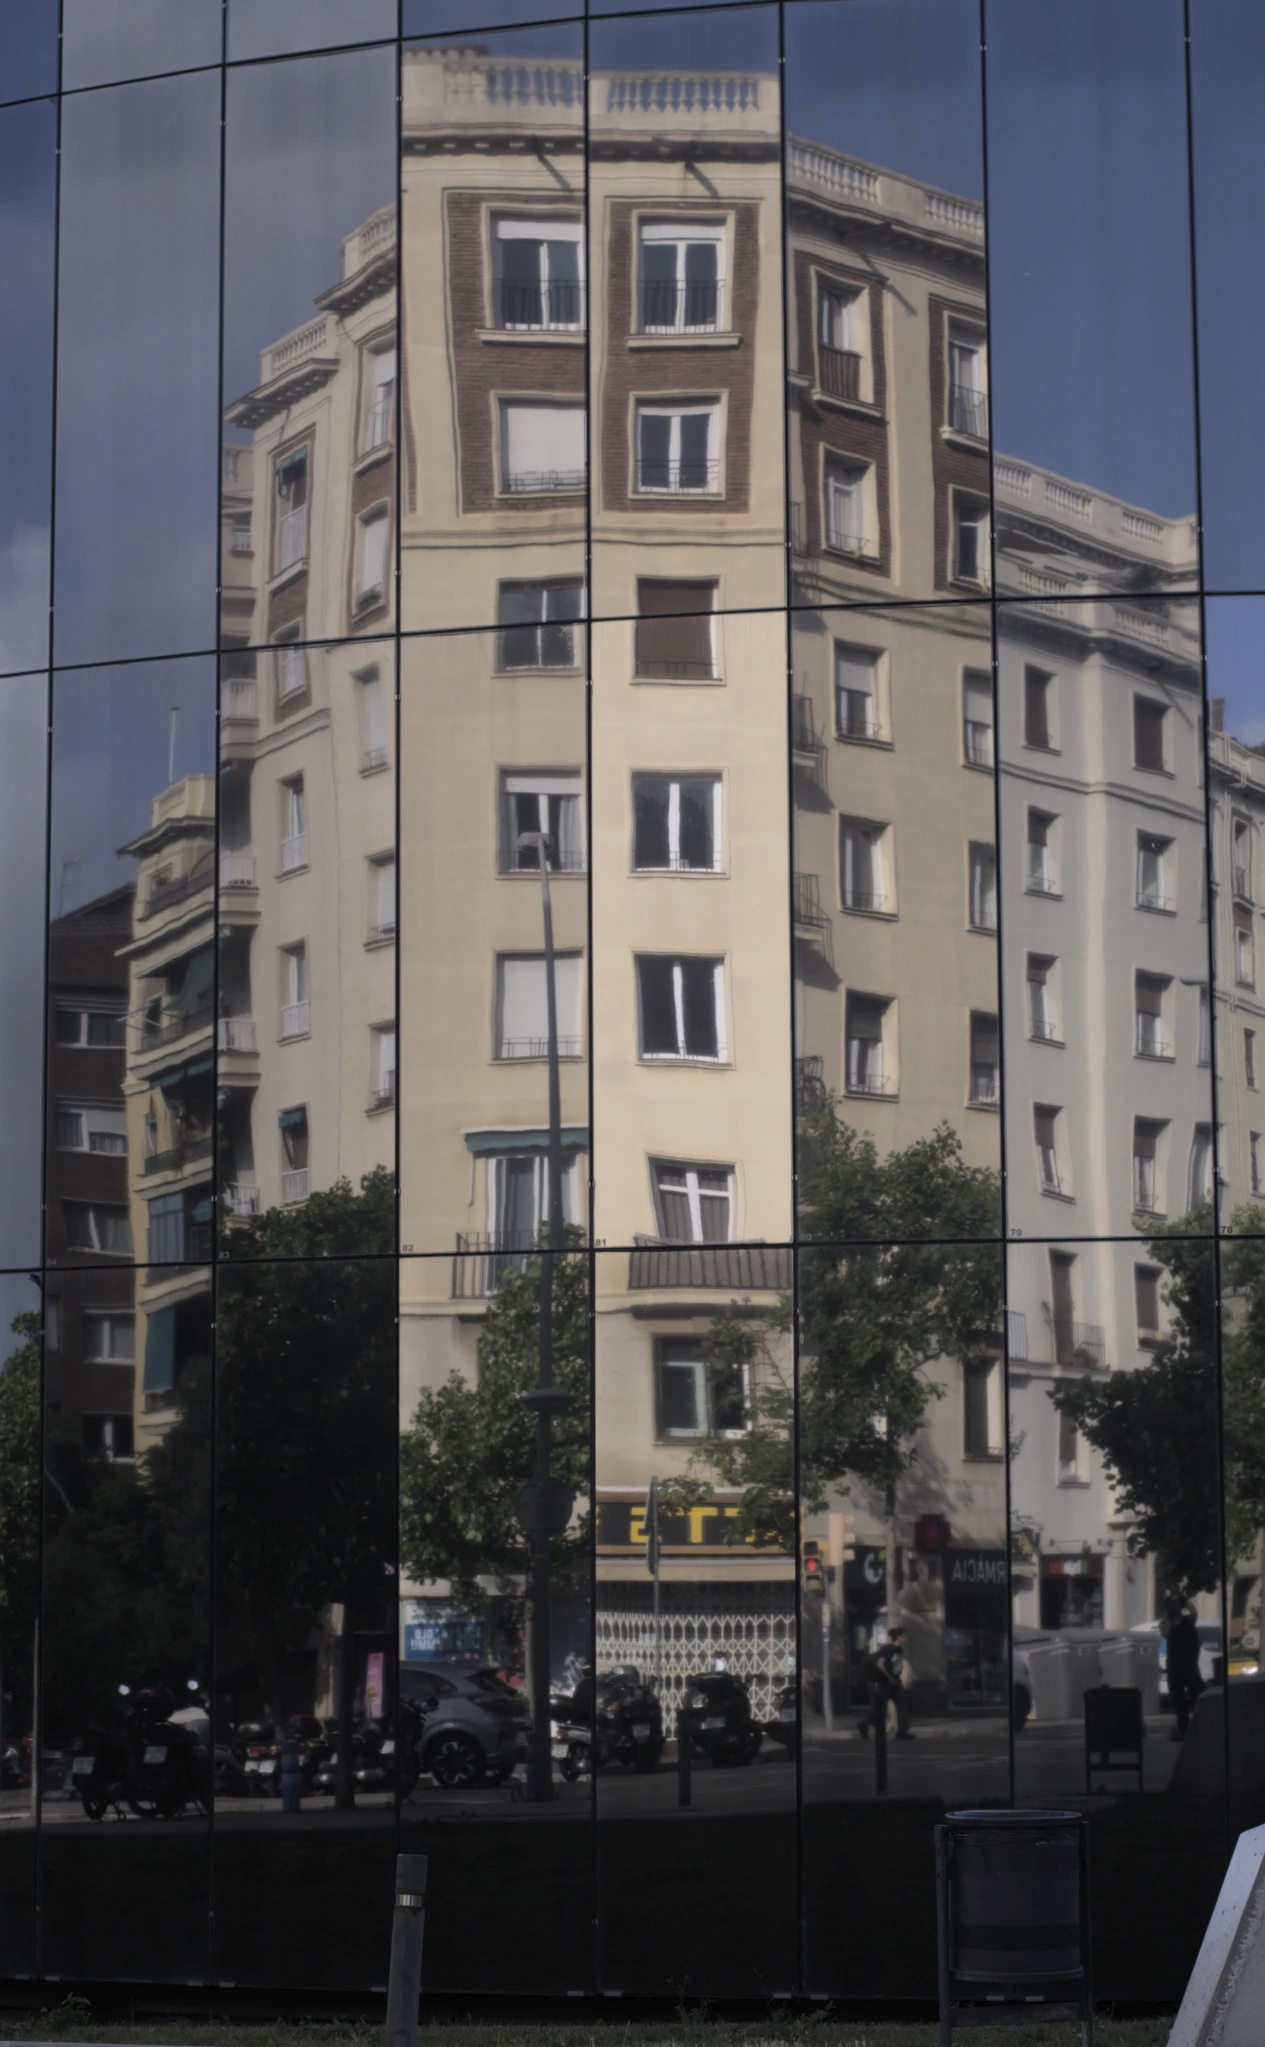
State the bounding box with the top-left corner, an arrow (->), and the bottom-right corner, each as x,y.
334,1601 -> 357,1811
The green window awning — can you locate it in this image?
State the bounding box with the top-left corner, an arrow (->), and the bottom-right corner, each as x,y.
463,1126 -> 588,1157
190,1196 -> 214,1225
153,1054 -> 213,1095
143,1306 -> 176,1394
278,1106 -> 307,1130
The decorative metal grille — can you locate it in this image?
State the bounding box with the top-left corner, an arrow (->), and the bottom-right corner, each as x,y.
596,1581 -> 795,1721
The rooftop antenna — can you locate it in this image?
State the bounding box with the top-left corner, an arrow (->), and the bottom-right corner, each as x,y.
57,855 -> 83,918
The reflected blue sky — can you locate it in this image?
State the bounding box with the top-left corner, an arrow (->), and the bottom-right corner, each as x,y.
0,0 -> 58,107
1205,599 -> 1265,749
229,0 -> 397,62
61,0 -> 221,92
0,99 -> 54,677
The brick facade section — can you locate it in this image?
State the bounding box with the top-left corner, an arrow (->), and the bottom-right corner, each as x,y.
793,249 -> 890,577
446,189 -> 585,512
929,292 -> 989,593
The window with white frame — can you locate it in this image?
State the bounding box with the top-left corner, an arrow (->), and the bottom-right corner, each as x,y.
362,342 -> 396,451
1133,696 -> 1168,772
951,492 -> 989,584
635,400 -> 719,493
55,1004 -> 126,1048
273,627 -> 308,704
968,842 -> 997,930
835,642 -> 882,739
963,1356 -> 1003,1457
280,1106 -> 309,1203
651,1159 -> 733,1243
1027,954 -> 1059,1042
279,776 -> 307,872
356,666 -> 389,768
636,955 -> 726,1062
1026,808 -> 1059,894
1135,971 -> 1171,1058
632,774 -> 721,873
817,281 -> 863,399
1237,924 -> 1255,987
656,1337 -> 747,1439
639,220 -> 723,333
1034,1105 -> 1064,1194
500,401 -> 586,493
1233,816 -> 1253,900
1135,1264 -> 1162,1344
1133,1117 -> 1167,1214
845,991 -> 890,1095
369,1024 -> 395,1109
54,1101 -> 128,1154
962,669 -> 994,767
82,1309 -> 135,1362
82,1413 -> 134,1463
496,952 -> 583,1060
486,1148 -> 580,1253
501,771 -> 584,874
1188,1124 -> 1213,1208
495,215 -> 583,330
497,579 -> 583,671
1057,1408 -> 1086,1485
368,853 -> 396,940
948,326 -> 988,438
280,943 -> 309,1038
63,1202 -> 133,1256
824,455 -> 871,555
274,445 -> 309,572
1137,831 -> 1172,910
839,817 -> 888,912
355,505 -> 389,609
969,1011 -> 1000,1105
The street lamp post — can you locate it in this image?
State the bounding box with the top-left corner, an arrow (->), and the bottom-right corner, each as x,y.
515,831 -> 574,1801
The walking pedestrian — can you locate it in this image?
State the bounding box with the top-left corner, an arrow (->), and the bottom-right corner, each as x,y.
857,1626 -> 915,1740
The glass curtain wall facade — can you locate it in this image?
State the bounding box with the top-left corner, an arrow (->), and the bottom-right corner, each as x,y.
2,0 -> 1265,2003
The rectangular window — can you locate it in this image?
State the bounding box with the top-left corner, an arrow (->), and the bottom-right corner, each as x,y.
496,953 -> 583,1060
1247,1028 -> 1257,1090
1135,1265 -> 1162,1344
652,1159 -> 733,1244
357,667 -> 389,769
500,401 -> 585,493
1133,696 -> 1168,772
280,776 -> 307,873
824,456 -> 869,554
633,775 -> 721,873
82,1310 -> 135,1362
1133,1118 -> 1165,1214
368,854 -> 396,939
274,446 -> 308,572
969,1012 -> 1000,1105
845,992 -> 889,1095
274,628 -> 308,704
495,215 -> 583,330
1034,1106 -> 1062,1194
635,401 -> 719,493
1189,1124 -> 1213,1208
636,955 -> 726,1062
64,1203 -> 133,1256
497,580 -> 583,671
656,1337 -> 747,1439
82,1414 -> 134,1463
840,818 -> 887,912
146,1191 -> 186,1264
948,329 -> 988,438
54,1101 -> 128,1154
835,643 -> 881,739
1233,817 -> 1253,900
280,1106 -> 309,1204
501,772 -> 584,874
817,282 -> 860,398
280,942 -> 308,1038
55,1005 -> 126,1049
1057,1409 -> 1084,1485
1137,832 -> 1171,910
634,580 -> 717,680
1237,926 -> 1255,987
640,221 -> 722,333
962,669 -> 994,768
1135,972 -> 1170,1058
485,1150 -> 580,1263
1252,1133 -> 1262,1197
968,843 -> 997,931
1024,666 -> 1053,750
963,1357 -> 1003,1457
356,506 -> 389,608
363,343 -> 396,451
370,1024 -> 396,1109
951,493 -> 989,583
1026,809 -> 1057,894
1199,985 -> 1212,1065
1027,955 -> 1058,1042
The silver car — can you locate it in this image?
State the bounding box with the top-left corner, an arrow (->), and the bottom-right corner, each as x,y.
401,1664 -> 531,1789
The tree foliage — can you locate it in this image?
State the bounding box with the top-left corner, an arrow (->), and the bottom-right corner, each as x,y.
0,1311 -> 40,1730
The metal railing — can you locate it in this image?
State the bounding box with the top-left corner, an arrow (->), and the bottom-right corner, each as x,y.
792,695 -> 823,756
504,467 -> 585,494
369,919 -> 396,943
369,1075 -> 396,1111
141,1003 -> 213,1051
230,524 -> 252,554
144,867 -> 213,918
223,1181 -> 260,1219
362,745 -> 389,770
1029,1015 -> 1060,1043
635,455 -> 720,494
837,688 -> 878,739
963,720 -> 994,768
796,1054 -> 826,1104
497,1036 -> 581,1060
277,501 -> 308,571
499,279 -> 584,329
452,1232 -> 536,1299
1026,851 -> 1056,894
1052,1317 -> 1106,1371
1137,888 -> 1174,912
280,1000 -> 309,1038
969,1065 -> 1000,1105
282,1168 -> 309,1205
221,678 -> 258,721
628,1239 -> 792,1292
818,345 -> 860,400
142,1134 -> 213,1177
1135,1018 -> 1171,1058
640,279 -> 719,332
842,887 -> 886,913
846,1068 -> 887,1096
281,832 -> 308,873
216,1015 -> 257,1052
949,382 -> 988,437
793,872 -> 829,929
219,852 -> 256,888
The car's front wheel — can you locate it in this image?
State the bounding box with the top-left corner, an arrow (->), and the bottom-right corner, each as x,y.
425,1731 -> 485,1789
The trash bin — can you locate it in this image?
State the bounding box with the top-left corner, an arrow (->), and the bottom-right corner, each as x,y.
935,1809 -> 1092,2046
1026,1639 -> 1103,1721
1098,1634 -> 1160,1714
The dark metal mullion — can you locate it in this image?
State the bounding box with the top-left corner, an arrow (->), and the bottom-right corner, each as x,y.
581,3 -> 600,1991
392,0 -> 404,1897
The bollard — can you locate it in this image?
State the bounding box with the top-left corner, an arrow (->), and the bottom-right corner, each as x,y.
385,1851 -> 428,2047
279,1737 -> 301,1814
676,1710 -> 691,1807
874,1690 -> 888,1796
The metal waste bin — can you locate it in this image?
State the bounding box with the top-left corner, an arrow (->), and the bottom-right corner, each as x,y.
1098,1634 -> 1160,1714
935,1808 -> 1092,2046
1025,1639 -> 1102,1721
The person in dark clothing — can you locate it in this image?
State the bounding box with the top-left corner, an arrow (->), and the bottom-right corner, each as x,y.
857,1626 -> 915,1739
1163,1595 -> 1205,1739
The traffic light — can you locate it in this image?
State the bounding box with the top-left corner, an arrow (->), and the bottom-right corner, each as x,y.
802,1537 -> 825,1593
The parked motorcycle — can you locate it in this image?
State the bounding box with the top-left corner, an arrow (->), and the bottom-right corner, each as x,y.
679,1668 -> 762,1766
72,1683 -> 210,1820
765,1680 -> 798,1754
551,1665 -> 664,1778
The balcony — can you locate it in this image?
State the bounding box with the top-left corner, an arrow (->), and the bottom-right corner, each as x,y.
277,501 -> 307,572
634,456 -> 720,495
497,1036 -> 581,1061
837,688 -> 878,740
1026,852 -> 1057,895
500,278 -> 584,331
949,381 -> 988,438
640,279 -> 719,334
628,1239 -> 793,1292
217,1015 -> 257,1052
282,1168 -> 309,1205
818,345 -> 860,401
1135,1018 -> 1171,1059
1137,887 -> 1174,913
222,678 -> 258,722
842,887 -> 887,914
505,466 -> 586,495
452,1232 -> 535,1299
362,746 -> 389,771
795,1054 -> 827,1105
223,1180 -> 260,1219
369,1073 -> 396,1112
142,1134 -> 214,1177
846,1068 -> 888,1098
280,1001 -> 309,1039
219,852 -> 256,890
141,1003 -> 213,1052
143,867 -> 213,919
281,832 -> 308,873
1052,1317 -> 1106,1372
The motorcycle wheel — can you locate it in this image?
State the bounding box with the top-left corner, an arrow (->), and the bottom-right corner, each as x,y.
425,1732 -> 485,1789
127,1792 -> 160,1818
561,1742 -> 590,1782
79,1788 -> 109,1822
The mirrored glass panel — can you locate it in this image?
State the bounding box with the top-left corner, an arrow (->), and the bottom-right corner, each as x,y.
986,0 -> 1198,602
54,73 -> 220,666
62,1 -> 221,91
218,638 -> 396,1259
400,25 -> 585,637
1207,598 -> 1265,1228
399,1247 -> 593,1992
400,626 -> 587,1259
1219,1232 -> 1265,1846
222,45 -> 397,661
48,659 -> 216,1273
793,603 -> 1001,1242
801,1235 -> 1009,1994
0,1273 -> 43,1977
0,1 -> 58,107
213,1256 -> 396,1987
786,0 -> 987,610
1007,1234 -> 1225,2003
228,0 -> 397,62
0,99 -> 55,678
998,597 -> 1212,1241
591,607 -> 792,1252
588,7 -> 783,623
41,1262 -> 212,1981
0,677 -> 48,1271
405,1 -> 579,31
1190,0 -> 1265,592
594,1246 -> 796,1994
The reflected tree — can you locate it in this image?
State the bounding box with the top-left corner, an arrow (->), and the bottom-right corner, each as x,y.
0,1312 -> 39,1741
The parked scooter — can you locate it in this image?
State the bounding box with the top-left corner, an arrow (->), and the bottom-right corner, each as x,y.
679,1666 -> 762,1766
551,1665 -> 664,1778
765,1680 -> 798,1754
72,1682 -> 210,1819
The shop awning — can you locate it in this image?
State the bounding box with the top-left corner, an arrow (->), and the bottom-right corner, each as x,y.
143,1306 -> 176,1394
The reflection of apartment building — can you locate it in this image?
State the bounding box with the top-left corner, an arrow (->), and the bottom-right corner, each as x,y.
1208,705 -> 1265,1219
44,887 -> 136,1462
